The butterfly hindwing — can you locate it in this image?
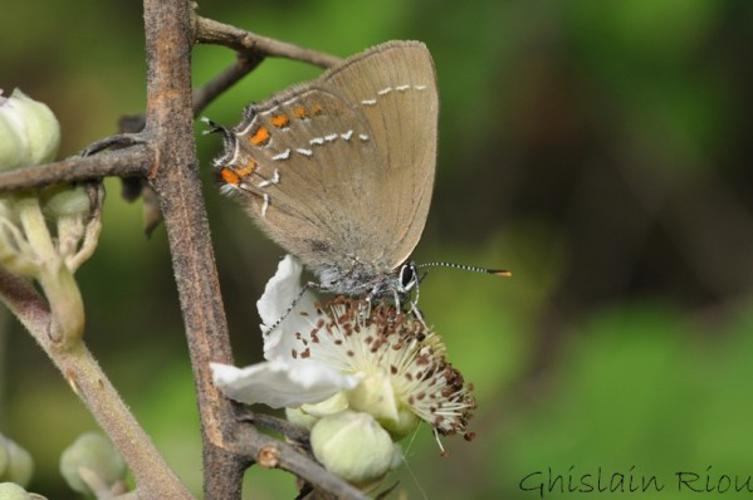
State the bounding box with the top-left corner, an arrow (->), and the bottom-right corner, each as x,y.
217,86 -> 387,269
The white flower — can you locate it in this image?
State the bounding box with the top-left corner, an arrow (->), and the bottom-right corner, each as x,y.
211,255 -> 476,438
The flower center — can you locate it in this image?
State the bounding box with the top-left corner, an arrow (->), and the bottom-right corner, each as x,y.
287,296 -> 476,437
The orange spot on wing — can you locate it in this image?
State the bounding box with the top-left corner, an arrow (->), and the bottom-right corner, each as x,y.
250,127 -> 270,146
311,103 -> 323,115
219,167 -> 240,185
271,114 -> 290,128
292,106 -> 307,119
236,159 -> 257,177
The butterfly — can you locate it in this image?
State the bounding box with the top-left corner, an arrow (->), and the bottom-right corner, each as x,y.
210,41 -> 438,314
209,40 -> 510,329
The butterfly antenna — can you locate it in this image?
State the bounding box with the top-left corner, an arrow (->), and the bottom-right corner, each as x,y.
262,282 -> 321,336
416,261 -> 512,277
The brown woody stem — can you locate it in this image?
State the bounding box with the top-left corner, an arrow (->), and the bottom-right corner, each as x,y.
195,16 -> 343,69
0,146 -> 149,193
143,0 -> 245,497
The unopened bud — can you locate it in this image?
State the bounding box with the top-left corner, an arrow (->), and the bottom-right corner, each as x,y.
0,437 -> 33,487
310,410 -> 397,486
0,482 -> 30,500
0,89 -> 60,169
42,185 -> 90,219
60,432 -> 126,496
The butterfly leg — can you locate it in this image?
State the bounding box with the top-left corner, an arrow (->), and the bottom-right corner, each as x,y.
359,284 -> 384,320
359,294 -> 373,320
410,302 -> 429,329
263,281 -> 324,336
406,273 -> 428,328
392,288 -> 402,313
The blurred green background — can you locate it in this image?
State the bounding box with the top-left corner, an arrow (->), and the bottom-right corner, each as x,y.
2,0 -> 753,498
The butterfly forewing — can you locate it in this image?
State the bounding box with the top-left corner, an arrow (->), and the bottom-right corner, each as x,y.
322,41 -> 438,270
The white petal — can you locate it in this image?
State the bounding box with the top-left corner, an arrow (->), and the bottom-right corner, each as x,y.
257,255 -> 321,360
256,255 -> 302,326
211,360 -> 360,408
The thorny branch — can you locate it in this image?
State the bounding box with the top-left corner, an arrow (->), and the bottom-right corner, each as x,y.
0,0 -> 364,498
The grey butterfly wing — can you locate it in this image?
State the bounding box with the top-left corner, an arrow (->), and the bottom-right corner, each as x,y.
322,41 -> 438,271
215,85 -> 387,270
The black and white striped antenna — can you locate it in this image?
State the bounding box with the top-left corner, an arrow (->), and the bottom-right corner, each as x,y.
416,261 -> 512,277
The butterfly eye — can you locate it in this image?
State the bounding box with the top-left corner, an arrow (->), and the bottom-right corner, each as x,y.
400,264 -> 416,290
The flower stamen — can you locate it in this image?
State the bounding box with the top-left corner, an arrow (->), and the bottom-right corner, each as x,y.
285,296 -> 476,437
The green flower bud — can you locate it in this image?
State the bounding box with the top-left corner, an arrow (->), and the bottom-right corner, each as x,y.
42,185 -> 90,218
0,482 -> 30,500
0,89 -> 60,170
60,432 -> 126,496
0,438 -> 33,487
310,410 -> 398,487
